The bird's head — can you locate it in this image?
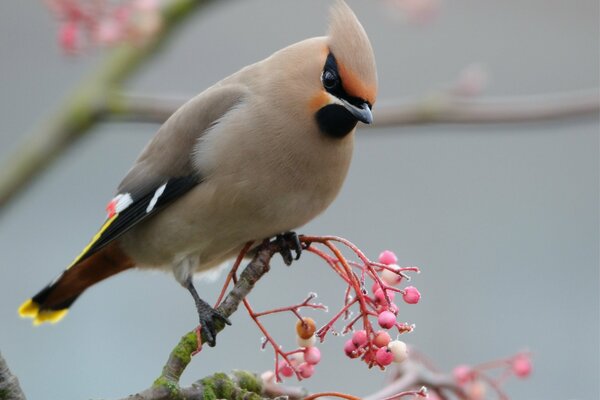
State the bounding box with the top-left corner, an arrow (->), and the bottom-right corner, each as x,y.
313,0 -> 378,138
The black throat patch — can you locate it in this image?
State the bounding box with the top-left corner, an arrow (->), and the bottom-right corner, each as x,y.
316,104 -> 358,138
316,52 -> 365,139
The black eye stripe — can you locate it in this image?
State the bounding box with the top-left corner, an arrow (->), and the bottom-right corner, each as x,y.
322,52 -> 371,109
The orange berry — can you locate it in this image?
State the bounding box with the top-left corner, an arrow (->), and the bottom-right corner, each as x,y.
296,317 -> 316,339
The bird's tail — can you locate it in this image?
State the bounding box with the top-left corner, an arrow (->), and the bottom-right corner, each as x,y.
18,242 -> 134,325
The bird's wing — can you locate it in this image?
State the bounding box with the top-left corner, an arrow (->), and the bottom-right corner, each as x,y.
69,85 -> 248,267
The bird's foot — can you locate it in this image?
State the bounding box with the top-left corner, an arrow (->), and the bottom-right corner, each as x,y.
275,231 -> 304,266
195,300 -> 231,347
185,279 -> 231,347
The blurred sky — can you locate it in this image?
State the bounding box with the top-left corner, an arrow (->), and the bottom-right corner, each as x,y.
0,1 -> 598,399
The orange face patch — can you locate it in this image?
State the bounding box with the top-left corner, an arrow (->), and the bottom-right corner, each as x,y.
337,62 -> 377,105
309,91 -> 330,112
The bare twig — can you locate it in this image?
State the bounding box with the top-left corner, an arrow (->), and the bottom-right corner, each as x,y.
107,89 -> 600,126
0,352 -> 27,400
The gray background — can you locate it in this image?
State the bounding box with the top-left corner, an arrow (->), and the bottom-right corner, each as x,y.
0,1 -> 598,399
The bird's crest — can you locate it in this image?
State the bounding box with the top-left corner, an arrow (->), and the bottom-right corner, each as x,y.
327,0 -> 378,105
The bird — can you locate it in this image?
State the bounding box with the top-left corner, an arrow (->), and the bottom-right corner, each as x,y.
19,0 -> 377,346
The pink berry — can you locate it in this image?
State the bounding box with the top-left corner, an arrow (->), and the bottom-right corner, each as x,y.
403,286 -> 421,304
352,330 -> 368,347
378,310 -> 396,329
374,288 -> 395,304
278,363 -> 294,378
378,250 -> 398,265
453,365 -> 473,385
298,362 -> 314,378
344,339 -> 358,358
373,330 -> 391,348
512,355 -> 532,378
381,264 -> 402,285
375,347 -> 394,366
304,346 -> 321,365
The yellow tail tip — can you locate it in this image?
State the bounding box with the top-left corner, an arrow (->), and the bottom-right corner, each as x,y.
18,299 -> 68,325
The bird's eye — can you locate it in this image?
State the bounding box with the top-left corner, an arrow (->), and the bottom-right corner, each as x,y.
322,70 -> 338,89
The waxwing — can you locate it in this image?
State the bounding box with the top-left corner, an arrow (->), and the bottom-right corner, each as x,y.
19,0 -> 377,346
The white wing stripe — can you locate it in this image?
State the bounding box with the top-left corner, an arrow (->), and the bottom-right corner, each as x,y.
146,184 -> 167,213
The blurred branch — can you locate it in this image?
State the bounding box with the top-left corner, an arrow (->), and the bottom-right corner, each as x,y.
0,1 -> 596,213
364,360 -> 468,400
0,352 -> 27,400
373,89 -> 599,126
107,88 -> 599,126
0,0 -> 219,211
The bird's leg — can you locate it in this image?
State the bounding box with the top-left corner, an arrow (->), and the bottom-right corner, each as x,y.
275,231 -> 304,266
185,278 -> 231,347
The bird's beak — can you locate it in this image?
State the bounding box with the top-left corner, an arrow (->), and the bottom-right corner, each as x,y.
342,100 -> 373,124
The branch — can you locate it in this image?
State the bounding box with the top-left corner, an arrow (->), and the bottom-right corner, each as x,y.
372,89 -> 600,126
363,360 -> 468,400
0,0 -> 219,211
0,352 -> 27,400
106,89 -> 600,126
116,239 -> 291,400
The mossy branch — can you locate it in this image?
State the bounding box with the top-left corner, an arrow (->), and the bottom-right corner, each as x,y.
0,0 -> 220,211
116,238 -> 294,400
0,352 -> 26,400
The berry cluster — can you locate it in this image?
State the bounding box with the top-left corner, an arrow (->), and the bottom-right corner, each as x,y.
44,0 -> 162,53
452,352 -> 532,399
338,250 -> 420,368
220,237 -> 421,382
278,317 -> 322,379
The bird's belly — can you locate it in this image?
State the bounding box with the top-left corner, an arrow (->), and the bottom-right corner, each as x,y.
120,137 -> 353,271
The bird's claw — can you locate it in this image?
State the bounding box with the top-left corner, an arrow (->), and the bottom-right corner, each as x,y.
196,302 -> 231,347
276,231 -> 303,266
